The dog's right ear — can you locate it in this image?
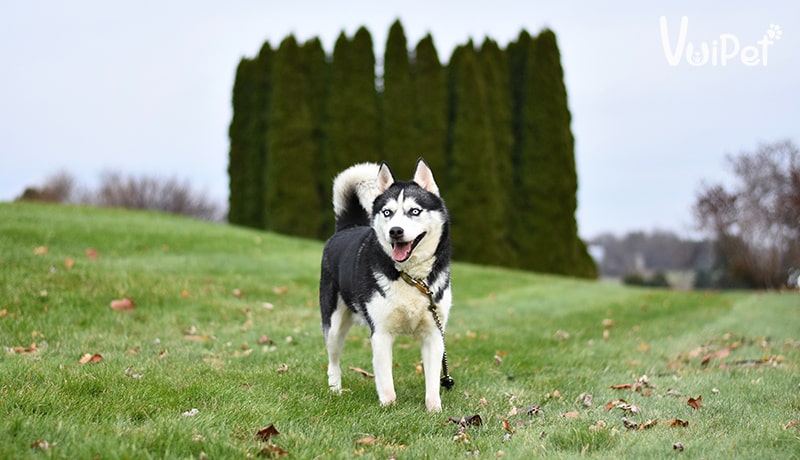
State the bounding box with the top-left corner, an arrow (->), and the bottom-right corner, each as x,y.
377,161 -> 395,192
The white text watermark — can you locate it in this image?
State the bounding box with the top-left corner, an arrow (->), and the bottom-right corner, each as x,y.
660,16 -> 782,67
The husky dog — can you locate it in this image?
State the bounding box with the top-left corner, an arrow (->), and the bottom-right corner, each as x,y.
319,158 -> 452,412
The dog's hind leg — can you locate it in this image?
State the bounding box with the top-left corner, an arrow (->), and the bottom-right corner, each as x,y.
420,333 -> 444,412
324,303 -> 353,393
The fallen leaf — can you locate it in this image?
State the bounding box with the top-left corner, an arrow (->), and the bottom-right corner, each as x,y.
231,289 -> 244,298
589,420 -> 607,432
256,424 -> 280,442
64,257 -> 74,269
553,330 -> 570,340
30,439 -> 52,450
85,248 -> 99,260
502,418 -> 514,434
12,343 -> 38,354
276,363 -> 289,373
258,444 -> 288,458
33,246 -> 48,255
181,289 -> 190,298
184,334 -> 210,343
602,318 -> 615,328
621,417 -> 638,430
124,367 -> 144,379
349,366 -> 374,378
673,442 -> 685,452
0,308 -> 7,318
272,286 -> 289,295
702,347 -> 730,366
448,414 -> 483,427
667,418 -> 689,427
687,395 -> 702,409
562,411 -> 580,419
110,297 -> 135,311
640,419 -> 658,430
784,420 -> 798,430
578,392 -> 593,407
258,335 -> 275,345
78,353 -> 103,364
611,383 -> 632,390
355,436 -> 377,446
605,398 -> 627,410
478,397 -> 488,407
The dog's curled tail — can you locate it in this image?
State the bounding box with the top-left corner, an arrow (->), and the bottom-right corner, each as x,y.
331,162 -> 381,232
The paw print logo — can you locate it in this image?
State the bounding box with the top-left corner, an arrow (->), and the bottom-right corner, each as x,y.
766,24 -> 782,41
690,51 -> 705,65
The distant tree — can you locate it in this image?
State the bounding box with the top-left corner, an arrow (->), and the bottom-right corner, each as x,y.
509,30 -> 596,277
228,43 -> 272,229
411,34 -> 448,188
265,36 -> 325,238
381,20 -> 415,170
325,27 -> 380,185
694,140 -> 800,289
447,44 -> 510,265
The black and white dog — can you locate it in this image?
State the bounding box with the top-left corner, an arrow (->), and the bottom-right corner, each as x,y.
319,158 -> 452,412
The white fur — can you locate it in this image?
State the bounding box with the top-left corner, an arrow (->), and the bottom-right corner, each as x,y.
332,163 -> 381,219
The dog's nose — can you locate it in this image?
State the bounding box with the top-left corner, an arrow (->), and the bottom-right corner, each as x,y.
389,227 -> 404,240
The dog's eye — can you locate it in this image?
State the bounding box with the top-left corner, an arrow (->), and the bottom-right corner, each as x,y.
409,208 -> 422,216
381,209 -> 393,218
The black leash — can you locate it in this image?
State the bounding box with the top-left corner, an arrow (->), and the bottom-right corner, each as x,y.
399,272 -> 455,390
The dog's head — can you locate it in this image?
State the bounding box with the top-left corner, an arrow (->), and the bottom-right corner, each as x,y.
372,158 -> 448,269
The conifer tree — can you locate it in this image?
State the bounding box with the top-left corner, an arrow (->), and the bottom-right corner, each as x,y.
411,34 -> 448,189
325,27 -> 380,185
265,36 -> 324,238
382,20 -> 415,170
446,44 -> 509,265
228,43 -> 272,228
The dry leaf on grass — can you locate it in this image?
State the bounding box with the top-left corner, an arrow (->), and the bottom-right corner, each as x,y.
355,436 -> 377,446
448,414 -> 483,427
562,411 -> 581,419
611,383 -> 632,390
86,248 -> 99,260
255,424 -> 280,442
64,257 -> 74,269
673,442 -> 685,452
78,353 -> 103,364
667,418 -> 689,427
276,363 -> 289,373
783,420 -> 798,430
349,366 -> 374,378
34,246 -> 49,255
687,395 -> 702,409
258,444 -> 289,458
30,439 -> 53,450
578,392 -> 593,407
109,297 -> 135,311
10,343 -> 38,354
701,347 -> 730,366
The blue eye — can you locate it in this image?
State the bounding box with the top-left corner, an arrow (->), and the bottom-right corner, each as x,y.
382,209 -> 393,218
409,208 -> 422,216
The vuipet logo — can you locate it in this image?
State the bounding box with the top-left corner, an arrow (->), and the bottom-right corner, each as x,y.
660,16 -> 782,66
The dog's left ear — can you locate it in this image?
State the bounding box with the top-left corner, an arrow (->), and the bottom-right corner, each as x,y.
413,157 -> 440,196
377,161 -> 395,193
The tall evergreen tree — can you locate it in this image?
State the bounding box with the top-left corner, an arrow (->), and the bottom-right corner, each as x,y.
411,34 -> 448,189
228,43 -> 272,228
510,30 -> 596,277
381,20 -> 415,170
446,44 -> 509,265
265,36 -> 324,238
325,27 -> 380,186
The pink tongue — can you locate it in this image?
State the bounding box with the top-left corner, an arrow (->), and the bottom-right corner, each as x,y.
392,242 -> 412,262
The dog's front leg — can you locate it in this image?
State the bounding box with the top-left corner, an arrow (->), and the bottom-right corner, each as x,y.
371,332 -> 396,406
421,333 -> 444,412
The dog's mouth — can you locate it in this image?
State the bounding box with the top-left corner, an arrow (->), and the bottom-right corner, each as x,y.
392,232 -> 427,263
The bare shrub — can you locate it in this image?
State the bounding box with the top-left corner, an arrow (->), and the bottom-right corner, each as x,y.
694,140 -> 800,289
93,172 -> 223,221
15,171 -> 78,203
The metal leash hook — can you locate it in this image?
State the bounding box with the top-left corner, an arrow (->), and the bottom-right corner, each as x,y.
399,272 -> 455,390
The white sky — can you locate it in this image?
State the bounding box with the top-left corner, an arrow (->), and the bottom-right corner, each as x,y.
1,1 -> 798,238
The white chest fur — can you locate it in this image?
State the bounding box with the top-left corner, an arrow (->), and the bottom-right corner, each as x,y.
367,273 -> 451,338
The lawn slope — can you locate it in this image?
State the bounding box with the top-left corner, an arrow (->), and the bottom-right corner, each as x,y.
1,202 -> 798,459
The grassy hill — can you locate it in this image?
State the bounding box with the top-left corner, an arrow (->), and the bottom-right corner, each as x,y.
1,202 -> 798,459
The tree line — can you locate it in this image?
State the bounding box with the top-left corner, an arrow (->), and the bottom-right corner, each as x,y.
228,20 -> 597,278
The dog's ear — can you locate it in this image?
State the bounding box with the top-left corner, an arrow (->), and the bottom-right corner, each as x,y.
377,161 -> 395,192
413,157 -> 439,196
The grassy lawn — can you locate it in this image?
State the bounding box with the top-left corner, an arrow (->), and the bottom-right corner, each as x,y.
1,202 -> 798,459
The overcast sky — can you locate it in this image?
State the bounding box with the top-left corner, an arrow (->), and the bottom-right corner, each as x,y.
1,1 -> 798,238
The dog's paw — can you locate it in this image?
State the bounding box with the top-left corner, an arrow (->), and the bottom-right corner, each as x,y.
379,391 -> 397,407
329,385 -> 343,395
426,396 -> 442,412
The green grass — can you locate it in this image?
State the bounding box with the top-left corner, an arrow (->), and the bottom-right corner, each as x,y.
1,202 -> 798,459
